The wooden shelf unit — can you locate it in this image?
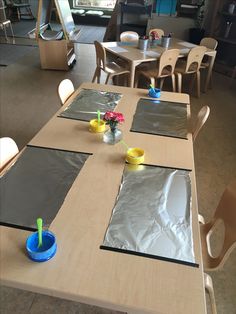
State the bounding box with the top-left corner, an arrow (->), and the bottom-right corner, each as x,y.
36,0 -> 77,71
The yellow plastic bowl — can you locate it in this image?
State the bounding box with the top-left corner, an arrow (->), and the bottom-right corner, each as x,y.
89,119 -> 106,133
126,148 -> 145,165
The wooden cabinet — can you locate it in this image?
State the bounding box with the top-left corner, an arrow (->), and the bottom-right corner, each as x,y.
38,39 -> 75,71
210,0 -> 236,76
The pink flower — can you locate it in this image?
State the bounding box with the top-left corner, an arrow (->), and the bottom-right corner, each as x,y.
150,31 -> 159,40
104,111 -> 125,124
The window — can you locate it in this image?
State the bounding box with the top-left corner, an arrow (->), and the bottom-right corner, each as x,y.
73,0 -> 116,9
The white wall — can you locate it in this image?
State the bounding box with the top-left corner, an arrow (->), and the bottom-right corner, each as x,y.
147,15 -> 196,40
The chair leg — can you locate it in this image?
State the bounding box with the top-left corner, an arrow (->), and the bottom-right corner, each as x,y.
204,273 -> 217,314
176,73 -> 182,93
196,70 -> 201,98
17,8 -> 20,21
105,73 -> 111,84
134,73 -> 139,88
92,67 -> 100,83
171,74 -> 176,92
9,22 -> 15,44
3,25 -> 9,43
159,78 -> 165,90
189,73 -> 195,94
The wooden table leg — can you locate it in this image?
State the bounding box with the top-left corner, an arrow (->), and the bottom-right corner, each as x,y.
128,61 -> 136,87
203,51 -> 216,93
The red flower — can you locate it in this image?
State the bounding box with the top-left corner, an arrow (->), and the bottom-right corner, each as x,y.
150,31 -> 159,40
104,111 -> 125,124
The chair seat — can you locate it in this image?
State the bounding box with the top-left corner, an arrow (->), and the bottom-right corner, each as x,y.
200,62 -> 210,68
175,61 -> 198,74
105,62 -> 130,75
1,20 -> 11,26
12,3 -> 30,7
139,67 -> 172,79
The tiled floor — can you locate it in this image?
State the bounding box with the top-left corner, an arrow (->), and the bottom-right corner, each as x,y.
0,41 -> 236,314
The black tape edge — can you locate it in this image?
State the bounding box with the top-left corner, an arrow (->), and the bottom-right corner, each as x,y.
129,129 -> 188,140
0,221 -> 36,232
26,145 -> 93,156
138,98 -> 188,107
125,162 -> 192,172
100,246 -> 199,268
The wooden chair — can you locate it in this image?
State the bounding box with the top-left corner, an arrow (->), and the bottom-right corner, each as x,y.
199,179 -> 236,314
92,41 -> 130,85
5,0 -> 34,21
135,49 -> 180,91
200,37 -> 218,90
200,37 -> 218,50
192,105 -> 210,141
0,137 -> 19,170
120,31 -> 139,42
175,46 -> 207,98
148,28 -> 164,38
0,0 -> 15,43
58,79 -> 75,105
199,179 -> 236,271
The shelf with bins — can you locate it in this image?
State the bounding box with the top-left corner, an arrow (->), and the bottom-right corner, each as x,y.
119,3 -> 153,36
210,0 -> 236,76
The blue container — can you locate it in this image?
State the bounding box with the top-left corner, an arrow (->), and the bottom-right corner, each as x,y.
148,88 -> 161,98
26,230 -> 57,262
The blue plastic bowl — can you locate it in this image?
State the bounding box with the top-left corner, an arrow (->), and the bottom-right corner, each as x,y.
26,230 -> 57,262
148,88 -> 161,98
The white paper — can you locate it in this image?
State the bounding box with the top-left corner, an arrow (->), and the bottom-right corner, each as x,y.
109,47 -> 128,53
180,48 -> 190,54
178,42 -> 197,48
142,51 -> 161,57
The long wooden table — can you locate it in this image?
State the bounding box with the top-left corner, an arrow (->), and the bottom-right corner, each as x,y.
102,38 -> 216,92
0,83 -> 206,314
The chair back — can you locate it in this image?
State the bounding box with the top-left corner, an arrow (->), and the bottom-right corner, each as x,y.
0,137 -> 19,170
185,46 -> 207,73
192,105 -> 210,141
214,179 -> 236,256
149,28 -> 164,39
94,40 -> 107,70
200,180 -> 236,270
200,37 -> 218,50
58,79 -> 75,105
120,31 -> 139,42
157,49 -> 179,77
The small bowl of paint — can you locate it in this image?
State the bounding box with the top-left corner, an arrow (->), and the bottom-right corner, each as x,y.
126,147 -> 145,165
148,88 -> 161,98
26,230 -> 57,262
89,119 -> 106,133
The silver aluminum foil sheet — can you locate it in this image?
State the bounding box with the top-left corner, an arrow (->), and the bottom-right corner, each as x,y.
59,89 -> 122,121
102,164 -> 197,266
0,146 -> 90,230
130,98 -> 188,139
